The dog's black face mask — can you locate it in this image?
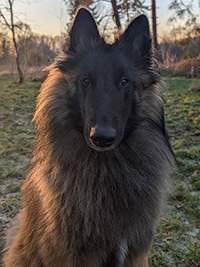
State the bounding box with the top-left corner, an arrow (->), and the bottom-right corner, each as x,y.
68,8 -> 151,151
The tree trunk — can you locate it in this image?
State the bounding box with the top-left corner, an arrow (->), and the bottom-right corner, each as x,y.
111,0 -> 122,30
151,0 -> 158,50
12,35 -> 24,83
9,0 -> 24,83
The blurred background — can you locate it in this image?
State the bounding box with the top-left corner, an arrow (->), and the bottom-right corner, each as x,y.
0,0 -> 200,81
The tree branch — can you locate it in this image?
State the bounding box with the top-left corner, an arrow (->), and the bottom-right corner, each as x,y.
0,9 -> 12,30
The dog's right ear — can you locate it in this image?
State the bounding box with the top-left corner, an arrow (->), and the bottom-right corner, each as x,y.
69,8 -> 100,53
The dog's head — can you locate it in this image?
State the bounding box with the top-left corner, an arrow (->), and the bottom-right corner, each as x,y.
58,8 -> 160,152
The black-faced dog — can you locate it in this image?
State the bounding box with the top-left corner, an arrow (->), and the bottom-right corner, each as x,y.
4,8 -> 174,267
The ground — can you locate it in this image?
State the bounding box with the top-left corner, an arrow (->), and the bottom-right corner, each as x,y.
0,75 -> 199,266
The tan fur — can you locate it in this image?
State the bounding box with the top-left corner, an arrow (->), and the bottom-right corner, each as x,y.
127,252 -> 149,267
4,212 -> 22,253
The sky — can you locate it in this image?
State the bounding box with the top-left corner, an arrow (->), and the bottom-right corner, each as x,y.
1,0 -> 196,41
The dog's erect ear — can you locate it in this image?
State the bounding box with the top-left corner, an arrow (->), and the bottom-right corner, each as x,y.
69,8 -> 100,53
122,15 -> 151,57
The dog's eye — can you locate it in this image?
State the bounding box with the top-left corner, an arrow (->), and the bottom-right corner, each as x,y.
120,78 -> 129,87
82,78 -> 91,86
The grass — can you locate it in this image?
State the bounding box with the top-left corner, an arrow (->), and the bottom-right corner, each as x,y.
0,75 -> 199,266
0,75 -> 41,259
150,77 -> 200,266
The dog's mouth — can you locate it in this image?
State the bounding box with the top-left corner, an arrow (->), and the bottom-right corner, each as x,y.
85,126 -> 117,152
88,139 -> 116,152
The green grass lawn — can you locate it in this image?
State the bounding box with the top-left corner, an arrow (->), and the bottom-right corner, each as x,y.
0,75 -> 199,266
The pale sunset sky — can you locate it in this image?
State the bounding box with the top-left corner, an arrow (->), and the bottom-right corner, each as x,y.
1,0 -> 199,41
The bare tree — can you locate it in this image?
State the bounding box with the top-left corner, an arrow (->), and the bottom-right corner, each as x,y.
64,0 -> 150,32
111,0 -> 122,30
63,0 -> 110,28
0,0 -> 24,83
151,0 -> 158,50
117,0 -> 150,24
168,0 -> 200,80
168,0 -> 200,41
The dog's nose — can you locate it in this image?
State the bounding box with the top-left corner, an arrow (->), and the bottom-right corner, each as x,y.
90,126 -> 116,148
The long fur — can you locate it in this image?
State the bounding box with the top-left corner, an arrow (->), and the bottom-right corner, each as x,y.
4,8 -> 175,267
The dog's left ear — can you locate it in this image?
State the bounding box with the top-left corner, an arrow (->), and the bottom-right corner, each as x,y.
121,15 -> 151,57
69,7 -> 100,53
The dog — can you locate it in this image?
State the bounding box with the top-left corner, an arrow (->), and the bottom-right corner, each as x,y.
3,7 -> 174,267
